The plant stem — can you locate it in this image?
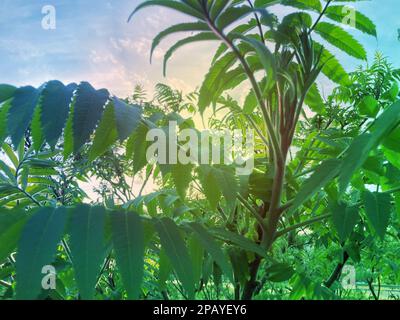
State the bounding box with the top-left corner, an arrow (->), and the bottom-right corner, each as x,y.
309,0 -> 332,34
245,115 -> 270,148
138,166 -> 153,197
246,0 -> 265,44
0,280 -> 11,287
237,194 -> 266,230
17,187 -> 41,206
201,5 -> 282,164
324,251 -> 349,288
275,213 -> 332,238
241,256 -> 262,300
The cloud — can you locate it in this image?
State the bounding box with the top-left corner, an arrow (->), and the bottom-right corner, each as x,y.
85,48 -> 153,97
89,50 -> 119,64
110,37 -> 164,60
2,0 -> 397,104
0,39 -> 45,61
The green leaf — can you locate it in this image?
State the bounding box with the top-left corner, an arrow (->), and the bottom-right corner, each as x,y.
198,52 -> 237,114
0,100 -> 12,145
69,82 -> 109,154
197,165 -> 222,210
382,127 -> 400,153
113,97 -> 142,142
344,242 -> 361,264
63,99 -> 75,158
357,95 -> 379,118
331,202 -> 359,242
281,0 -> 322,13
0,266 -> 14,280
315,22 -> 367,60
126,123 -> 150,174
325,5 -> 376,37
31,101 -> 44,151
394,193 -> 400,223
279,12 -> 312,30
211,228 -> 267,257
112,210 -> 144,300
248,169 -> 273,202
69,205 -> 107,300
291,159 -> 342,213
90,97 -> 142,161
339,134 -> 372,193
339,100 -> 400,192
204,165 -> 238,211
210,0 -> 232,20
243,88 -> 258,115
154,217 -> 195,298
0,209 -> 28,263
7,86 -> 40,147
216,5 -> 253,30
189,222 -> 233,283
188,234 -> 204,288
40,81 -> 76,148
254,0 -> 280,8
0,84 -> 16,103
0,159 -> 16,182
128,0 -> 205,22
265,263 -> 295,282
305,83 -> 325,114
150,22 -> 209,62
158,249 -> 172,291
370,100 -> 400,139
314,42 -> 349,85
16,207 -> 67,300
89,102 -> 118,161
227,248 -> 249,287
213,263 -> 222,288
171,163 -> 193,200
234,34 -> 276,91
383,83 -> 399,101
163,33 -> 218,76
363,191 -> 392,240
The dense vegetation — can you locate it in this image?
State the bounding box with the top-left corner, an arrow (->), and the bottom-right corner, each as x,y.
1,0 -> 400,300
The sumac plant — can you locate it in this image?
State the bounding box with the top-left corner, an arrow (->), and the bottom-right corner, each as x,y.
1,0 -> 400,300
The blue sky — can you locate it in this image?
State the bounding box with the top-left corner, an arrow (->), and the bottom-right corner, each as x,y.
0,0 -> 399,98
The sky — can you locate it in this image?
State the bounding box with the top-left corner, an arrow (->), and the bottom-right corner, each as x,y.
0,0 -> 399,200
0,0 -> 399,99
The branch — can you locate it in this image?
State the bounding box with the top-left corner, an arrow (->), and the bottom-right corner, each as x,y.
246,0 -> 265,43
138,166 -> 153,197
383,185 -> 400,194
0,280 -> 11,288
201,4 -> 283,164
17,186 -> 41,207
245,115 -> 270,148
367,277 -> 379,300
324,251 -> 349,288
275,213 -> 331,238
237,194 -> 266,230
309,0 -> 332,34
277,200 -> 294,215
